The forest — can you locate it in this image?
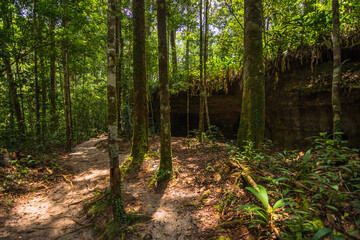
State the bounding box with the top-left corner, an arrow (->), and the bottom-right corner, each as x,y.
1,0 -> 360,239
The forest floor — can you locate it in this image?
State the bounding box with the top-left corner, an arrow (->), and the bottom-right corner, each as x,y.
0,136 -> 254,240
1,135 -> 359,239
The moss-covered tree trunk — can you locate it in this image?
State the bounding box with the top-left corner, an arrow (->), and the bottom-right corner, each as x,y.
198,0 -> 205,142
237,0 -> 265,149
157,0 -> 172,177
107,0 -> 125,222
332,0 -> 342,139
130,0 -> 149,168
116,0 -> 123,133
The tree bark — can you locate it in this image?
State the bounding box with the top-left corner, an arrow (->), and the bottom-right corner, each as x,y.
34,0 -> 41,137
62,0 -> 71,151
198,0 -> 205,142
130,0 -> 149,168
170,29 -> 178,76
186,30 -> 190,137
237,0 -> 265,149
332,0 -> 342,139
107,0 -> 125,222
49,20 -> 57,130
116,0 -> 123,133
157,0 -> 172,177
204,0 -> 210,129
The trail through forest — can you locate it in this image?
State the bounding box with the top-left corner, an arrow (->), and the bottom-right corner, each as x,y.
1,136 -> 245,239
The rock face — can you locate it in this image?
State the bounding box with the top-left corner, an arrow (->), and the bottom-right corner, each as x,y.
154,52 -> 360,147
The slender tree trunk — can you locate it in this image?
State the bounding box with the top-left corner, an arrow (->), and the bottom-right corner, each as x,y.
62,0 -> 71,151
40,56 -> 47,139
332,0 -> 342,139
34,0 -> 41,138
237,0 -> 265,149
49,21 -> 57,130
170,29 -> 178,76
157,0 -> 172,177
186,31 -> 190,137
107,0 -> 125,222
116,0 -> 123,133
204,0 -> 210,129
130,0 -> 149,168
198,0 -> 205,142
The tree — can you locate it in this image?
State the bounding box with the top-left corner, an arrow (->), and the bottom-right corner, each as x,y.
237,0 -> 265,149
130,0 -> 149,168
198,0 -> 205,142
116,0 -> 123,133
62,0 -> 72,151
170,29 -> 178,75
332,0 -> 341,139
107,0 -> 126,221
33,0 -> 41,138
157,0 -> 172,178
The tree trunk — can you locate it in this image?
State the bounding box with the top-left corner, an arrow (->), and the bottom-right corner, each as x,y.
62,0 -> 71,151
186,31 -> 190,137
170,29 -> 178,76
198,0 -> 205,142
237,0 -> 265,149
40,56 -> 47,139
34,0 -> 41,138
130,0 -> 149,168
157,0 -> 172,177
49,20 -> 57,130
107,0 -> 125,222
204,0 -> 210,129
332,0 -> 342,139
116,0 -> 123,133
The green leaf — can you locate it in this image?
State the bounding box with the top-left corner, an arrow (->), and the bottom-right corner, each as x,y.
273,199 -> 286,210
330,185 -> 339,191
312,228 -> 332,240
246,185 -> 269,210
325,205 -> 338,211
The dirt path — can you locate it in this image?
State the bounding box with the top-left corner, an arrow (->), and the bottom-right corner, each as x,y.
2,137 -> 244,240
1,136 -> 112,239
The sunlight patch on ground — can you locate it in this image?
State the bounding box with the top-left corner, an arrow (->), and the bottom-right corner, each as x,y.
75,169 -> 108,182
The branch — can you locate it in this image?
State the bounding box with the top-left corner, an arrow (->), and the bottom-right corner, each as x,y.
224,0 -> 244,31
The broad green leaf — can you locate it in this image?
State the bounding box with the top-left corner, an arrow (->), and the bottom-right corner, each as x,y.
312,228 -> 332,240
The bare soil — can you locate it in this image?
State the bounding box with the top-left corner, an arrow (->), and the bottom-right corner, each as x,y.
1,136 -> 253,240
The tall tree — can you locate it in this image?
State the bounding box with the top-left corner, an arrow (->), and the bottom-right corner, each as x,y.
332,0 -> 341,139
107,0 -> 126,221
157,0 -> 172,178
198,0 -> 205,142
170,29 -> 178,75
116,0 -> 123,133
237,0 -> 265,149
62,0 -> 72,151
203,0 -> 210,129
33,0 -> 41,137
130,0 -> 149,168
49,19 -> 57,130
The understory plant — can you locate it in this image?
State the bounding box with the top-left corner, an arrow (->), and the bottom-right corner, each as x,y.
233,132 -> 360,239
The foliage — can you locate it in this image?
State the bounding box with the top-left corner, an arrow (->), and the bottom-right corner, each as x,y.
237,185 -> 295,234
231,133 -> 360,239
